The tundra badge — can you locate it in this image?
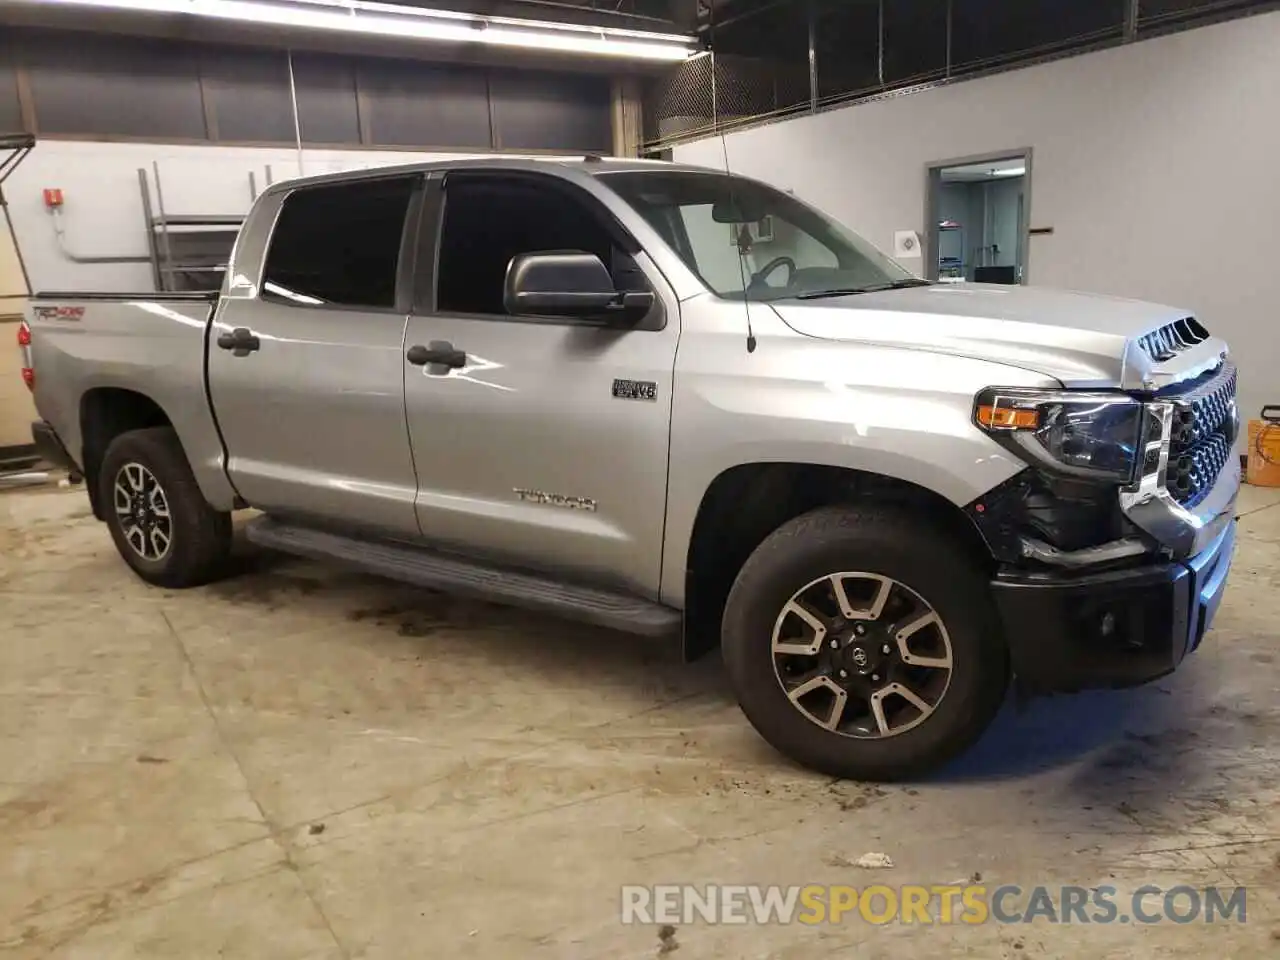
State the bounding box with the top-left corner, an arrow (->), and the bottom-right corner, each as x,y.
514,489 -> 598,512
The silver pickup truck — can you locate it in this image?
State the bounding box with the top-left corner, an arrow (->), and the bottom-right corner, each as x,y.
21,157 -> 1239,780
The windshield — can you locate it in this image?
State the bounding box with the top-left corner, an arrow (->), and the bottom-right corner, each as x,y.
601,170 -> 920,302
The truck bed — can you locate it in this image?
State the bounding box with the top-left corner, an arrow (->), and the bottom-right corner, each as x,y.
32,291 -> 219,302
25,290 -> 232,512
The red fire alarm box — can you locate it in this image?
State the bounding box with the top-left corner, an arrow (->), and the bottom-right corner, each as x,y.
42,188 -> 64,208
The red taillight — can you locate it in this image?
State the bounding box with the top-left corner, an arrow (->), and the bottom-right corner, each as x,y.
18,321 -> 33,390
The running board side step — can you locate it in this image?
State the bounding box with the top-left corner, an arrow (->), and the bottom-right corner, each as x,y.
243,517 -> 682,638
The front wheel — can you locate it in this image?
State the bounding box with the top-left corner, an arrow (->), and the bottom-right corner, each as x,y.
722,504 -> 1008,781
99,427 -> 232,588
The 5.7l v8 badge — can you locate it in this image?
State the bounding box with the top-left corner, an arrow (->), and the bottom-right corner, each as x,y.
612,379 -> 658,402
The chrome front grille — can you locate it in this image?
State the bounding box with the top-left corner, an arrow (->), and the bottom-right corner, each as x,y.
1162,361 -> 1238,508
1170,434 -> 1231,508
1137,317 -> 1211,362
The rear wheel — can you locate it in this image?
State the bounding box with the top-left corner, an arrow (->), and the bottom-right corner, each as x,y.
100,427 -> 232,588
722,504 -> 1008,781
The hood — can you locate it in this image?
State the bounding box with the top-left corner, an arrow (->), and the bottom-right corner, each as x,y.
769,283 -> 1222,389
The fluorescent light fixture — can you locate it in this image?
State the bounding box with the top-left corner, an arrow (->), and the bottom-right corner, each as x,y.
31,0 -> 698,61
990,166 -> 1026,177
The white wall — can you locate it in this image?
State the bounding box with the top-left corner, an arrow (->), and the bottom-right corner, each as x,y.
5,140 -> 581,294
675,11 -> 1280,429
1,225 -> 35,449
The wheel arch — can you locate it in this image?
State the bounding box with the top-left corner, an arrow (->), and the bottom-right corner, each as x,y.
679,461 -> 997,662
79,388 -> 176,520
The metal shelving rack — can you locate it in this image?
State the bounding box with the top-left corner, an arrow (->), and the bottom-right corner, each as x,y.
138,163 -> 247,293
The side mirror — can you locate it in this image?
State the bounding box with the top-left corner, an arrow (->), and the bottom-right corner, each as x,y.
503,251 -> 654,323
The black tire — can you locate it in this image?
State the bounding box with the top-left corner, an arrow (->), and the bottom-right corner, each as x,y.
99,426 -> 232,588
722,504 -> 1008,781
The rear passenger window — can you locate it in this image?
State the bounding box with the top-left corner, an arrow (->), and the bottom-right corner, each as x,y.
262,176 -> 416,309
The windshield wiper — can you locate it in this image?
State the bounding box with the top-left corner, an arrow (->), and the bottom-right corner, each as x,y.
794,278 -> 932,300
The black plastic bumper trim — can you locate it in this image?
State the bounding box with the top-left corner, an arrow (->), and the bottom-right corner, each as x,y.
992,519 -> 1236,694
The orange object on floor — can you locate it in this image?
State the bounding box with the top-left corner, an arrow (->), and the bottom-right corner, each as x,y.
1246,406 -> 1280,486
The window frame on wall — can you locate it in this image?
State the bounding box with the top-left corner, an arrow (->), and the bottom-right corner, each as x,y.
289,51 -> 362,146
355,58 -> 493,150
0,35 -> 23,135
0,26 -> 615,155
20,30 -> 208,140
487,68 -> 612,151
199,45 -> 297,145
922,148 -> 1034,286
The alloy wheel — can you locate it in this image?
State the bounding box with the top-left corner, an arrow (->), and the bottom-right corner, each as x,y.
771,572 -> 954,739
113,462 -> 173,562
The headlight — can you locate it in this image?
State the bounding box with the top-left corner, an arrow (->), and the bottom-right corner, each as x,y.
974,388 -> 1144,483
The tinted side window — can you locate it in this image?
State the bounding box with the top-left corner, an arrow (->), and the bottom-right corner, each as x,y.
263,177 -> 416,309
436,176 -> 640,317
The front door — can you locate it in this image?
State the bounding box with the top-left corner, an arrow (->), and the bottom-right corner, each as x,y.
207,174 -> 422,538
402,171 -> 678,597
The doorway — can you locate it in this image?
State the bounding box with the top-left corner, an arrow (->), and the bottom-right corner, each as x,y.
925,151 -> 1030,284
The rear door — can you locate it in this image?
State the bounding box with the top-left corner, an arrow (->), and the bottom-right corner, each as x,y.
207,174 -> 423,537
402,170 -> 679,597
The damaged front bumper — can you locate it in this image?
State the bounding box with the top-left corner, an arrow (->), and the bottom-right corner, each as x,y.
991,516 -> 1236,694
977,407 -> 1241,695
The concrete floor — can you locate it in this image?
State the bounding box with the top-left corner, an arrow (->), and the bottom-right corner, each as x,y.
1,479 -> 1278,960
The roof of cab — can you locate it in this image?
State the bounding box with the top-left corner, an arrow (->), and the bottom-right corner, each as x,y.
261,155 -> 719,194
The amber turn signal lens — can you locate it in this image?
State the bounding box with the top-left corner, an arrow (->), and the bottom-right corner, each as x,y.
976,404 -> 1039,429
